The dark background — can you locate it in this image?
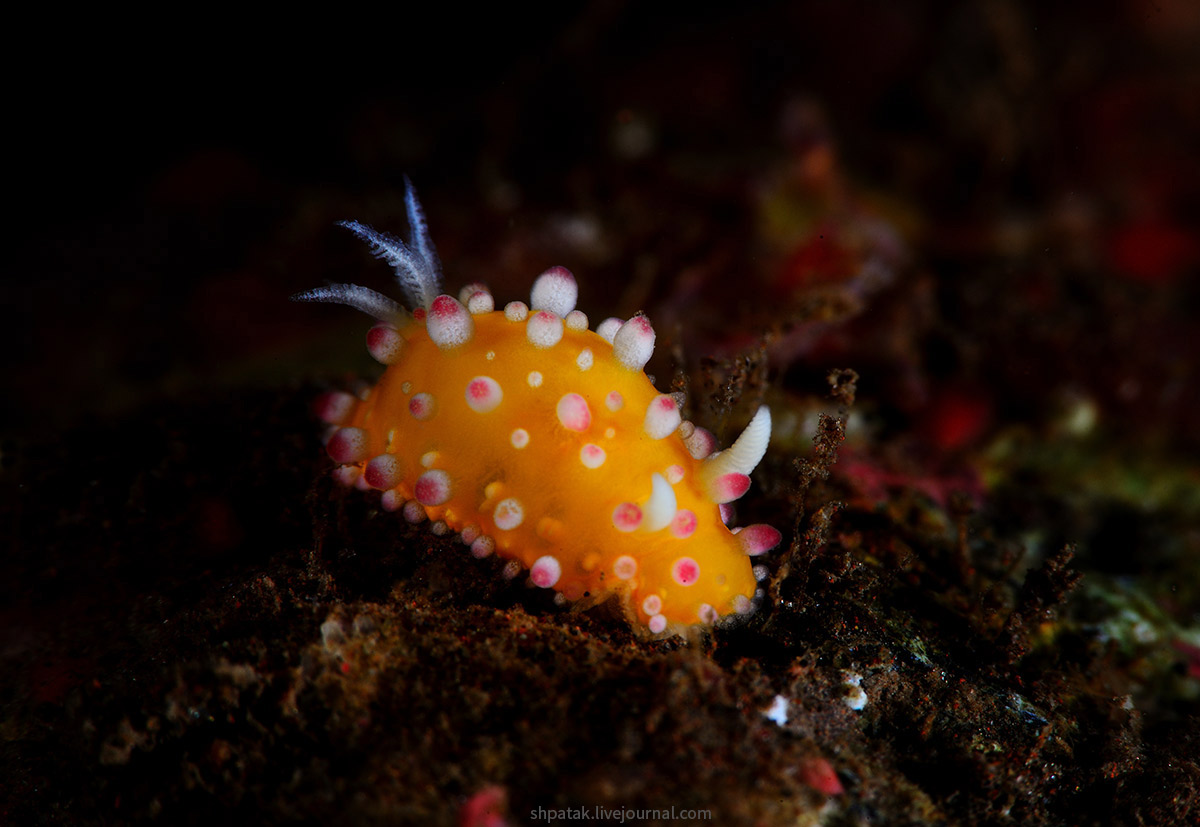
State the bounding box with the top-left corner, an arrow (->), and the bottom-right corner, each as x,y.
13,0 -> 1195,438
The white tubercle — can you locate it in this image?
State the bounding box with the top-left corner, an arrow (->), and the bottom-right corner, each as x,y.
702,406 -> 772,479
683,425 -> 718,459
527,311 -> 564,348
402,500 -> 426,523
470,536 -> 495,559
737,524 -> 783,556
530,555 -> 562,588
641,472 -> 677,532
530,266 -> 578,317
643,395 -> 682,440
612,314 -> 655,370
595,317 -> 623,344
366,323 -> 404,364
426,295 -> 474,349
315,391 -> 357,425
458,282 -> 488,304
326,427 -> 369,464
466,289 -> 495,314
364,453 -> 403,489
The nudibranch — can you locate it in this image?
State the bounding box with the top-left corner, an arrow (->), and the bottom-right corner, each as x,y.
294,181 -> 781,635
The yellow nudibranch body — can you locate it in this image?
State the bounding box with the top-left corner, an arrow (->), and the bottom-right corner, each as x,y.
294,183 -> 779,635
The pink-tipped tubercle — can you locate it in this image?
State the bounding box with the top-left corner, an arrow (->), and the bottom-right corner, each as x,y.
426,295 -> 474,349
737,524 -> 783,556
529,266 -> 578,317
612,314 -> 655,370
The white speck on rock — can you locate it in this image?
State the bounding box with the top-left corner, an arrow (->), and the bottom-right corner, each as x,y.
842,671 -> 867,711
763,694 -> 789,726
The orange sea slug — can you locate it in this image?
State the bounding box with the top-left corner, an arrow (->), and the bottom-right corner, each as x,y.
294,182 -> 780,634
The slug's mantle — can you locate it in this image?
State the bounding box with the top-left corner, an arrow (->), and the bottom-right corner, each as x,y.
293,182 -> 780,634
